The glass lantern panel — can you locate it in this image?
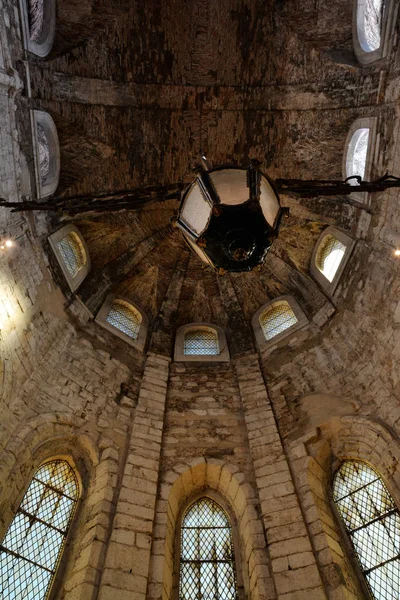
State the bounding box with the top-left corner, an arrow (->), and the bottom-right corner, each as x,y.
260,176 -> 280,227
210,169 -> 249,206
180,182 -> 212,237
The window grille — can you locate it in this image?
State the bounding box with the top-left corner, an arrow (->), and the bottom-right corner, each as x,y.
180,497 -> 238,600
333,460 -> 400,600
259,301 -> 297,341
106,300 -> 142,339
27,0 -> 45,42
346,128 -> 370,184
360,0 -> 384,51
37,123 -> 50,185
0,460 -> 78,600
183,329 -> 219,356
316,235 -> 346,283
56,232 -> 87,278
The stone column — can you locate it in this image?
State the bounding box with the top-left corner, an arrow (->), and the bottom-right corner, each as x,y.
98,352 -> 170,600
235,353 -> 327,600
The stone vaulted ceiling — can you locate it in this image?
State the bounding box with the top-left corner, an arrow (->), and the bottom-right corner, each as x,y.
22,0 -> 400,359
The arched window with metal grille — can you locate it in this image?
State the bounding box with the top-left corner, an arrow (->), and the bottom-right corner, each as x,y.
259,300 -> 298,342
0,460 -> 79,599
183,327 -> 219,356
333,460 -> 400,600
106,299 -> 142,340
49,225 -> 90,293
179,497 -> 238,600
56,231 -> 87,279
315,234 -> 346,283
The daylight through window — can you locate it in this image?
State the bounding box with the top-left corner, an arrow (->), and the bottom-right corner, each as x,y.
106,300 -> 142,340
259,301 -> 297,341
346,128 -> 370,184
56,232 -> 87,278
358,0 -> 384,52
37,123 -> 50,185
180,497 -> 238,600
0,460 -> 78,600
27,0 -> 45,42
316,235 -> 346,283
183,328 -> 219,356
333,460 -> 400,600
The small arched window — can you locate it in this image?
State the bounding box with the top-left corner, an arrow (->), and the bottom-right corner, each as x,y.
20,0 -> 56,56
316,235 -> 346,283
48,225 -> 90,292
259,301 -> 298,341
174,324 -> 230,362
353,0 -> 395,64
252,296 -> 308,350
106,299 -> 142,340
180,497 -> 238,600
311,227 -> 354,295
32,110 -> 60,199
184,328 -> 219,356
346,128 -> 370,183
333,460 -> 400,600
0,460 -> 78,599
95,295 -> 148,351
357,0 -> 384,53
57,232 -> 87,278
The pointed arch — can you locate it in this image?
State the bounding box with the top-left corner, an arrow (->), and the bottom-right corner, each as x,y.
0,459 -> 79,599
179,496 -> 239,600
148,459 -> 275,600
287,413 -> 400,600
333,459 -> 400,599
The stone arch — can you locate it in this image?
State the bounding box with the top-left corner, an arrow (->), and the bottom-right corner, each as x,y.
0,412 -> 120,600
148,458 -> 275,600
288,412 -> 400,600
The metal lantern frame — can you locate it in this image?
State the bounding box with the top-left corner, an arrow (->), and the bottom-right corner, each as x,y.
174,161 -> 289,274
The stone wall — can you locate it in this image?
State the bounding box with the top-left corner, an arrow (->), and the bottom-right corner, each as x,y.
1,0 -> 400,599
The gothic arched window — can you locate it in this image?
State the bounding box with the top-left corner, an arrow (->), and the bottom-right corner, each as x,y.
106,299 -> 142,340
179,497 -> 238,600
0,460 -> 79,599
259,300 -> 298,342
333,460 -> 400,600
184,327 -> 219,356
48,225 -> 91,292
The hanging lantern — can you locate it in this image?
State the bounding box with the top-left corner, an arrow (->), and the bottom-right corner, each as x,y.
175,161 -> 288,273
